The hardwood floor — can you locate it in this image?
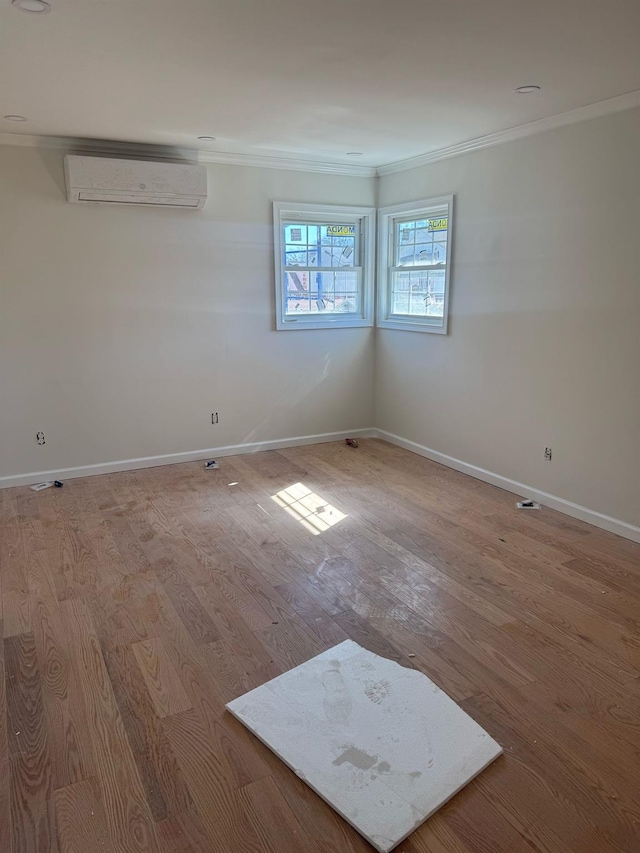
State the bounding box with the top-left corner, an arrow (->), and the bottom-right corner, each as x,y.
1,438 -> 639,852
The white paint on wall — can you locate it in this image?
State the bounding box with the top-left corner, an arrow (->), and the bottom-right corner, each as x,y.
0,146 -> 375,480
2,110 -> 639,537
376,107 -> 640,529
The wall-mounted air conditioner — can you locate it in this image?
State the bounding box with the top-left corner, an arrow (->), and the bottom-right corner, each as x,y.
64,155 -> 208,209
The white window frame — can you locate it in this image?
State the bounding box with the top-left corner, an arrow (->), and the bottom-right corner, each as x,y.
377,195 -> 454,334
274,201 -> 375,331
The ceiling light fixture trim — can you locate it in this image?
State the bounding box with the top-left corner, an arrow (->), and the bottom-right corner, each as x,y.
11,0 -> 52,13
515,85 -> 541,94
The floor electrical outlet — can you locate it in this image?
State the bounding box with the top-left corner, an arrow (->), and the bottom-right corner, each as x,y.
517,499 -> 541,510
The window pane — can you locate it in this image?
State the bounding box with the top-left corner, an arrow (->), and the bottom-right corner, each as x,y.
285,247 -> 307,266
284,221 -> 358,269
321,224 -> 357,268
395,213 -> 448,266
398,224 -> 415,247
432,242 -> 447,262
390,270 -> 446,317
397,243 -> 417,266
415,227 -> 432,243
284,224 -> 306,243
284,270 -> 359,315
427,216 -> 448,234
284,271 -> 310,315
414,244 -> 432,263
425,270 -> 446,316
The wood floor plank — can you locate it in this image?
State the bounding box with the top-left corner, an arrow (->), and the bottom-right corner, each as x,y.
252,744 -> 373,853
2,511 -> 31,637
62,597 -> 160,853
154,561 -> 221,646
274,580 -> 350,645
161,708 -> 265,852
133,636 -> 193,719
26,547 -> 93,789
155,805 -> 214,853
99,636 -> 192,822
235,775 -> 322,853
462,690 -> 640,852
54,777 -> 115,853
0,628 -> 11,852
1,439 -> 639,852
141,582 -> 271,790
5,632 -> 58,853
199,638 -> 254,703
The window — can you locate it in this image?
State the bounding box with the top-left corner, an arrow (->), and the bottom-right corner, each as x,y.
274,201 -> 375,330
377,195 -> 453,333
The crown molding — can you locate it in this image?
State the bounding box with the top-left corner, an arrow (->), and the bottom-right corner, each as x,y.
195,148 -> 376,176
2,87 -> 640,179
376,88 -> 640,176
0,131 -> 376,177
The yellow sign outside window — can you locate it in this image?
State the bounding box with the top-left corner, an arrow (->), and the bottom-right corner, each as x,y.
428,217 -> 448,232
326,225 -> 356,236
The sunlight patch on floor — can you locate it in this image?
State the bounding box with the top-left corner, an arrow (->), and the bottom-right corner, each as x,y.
271,482 -> 347,535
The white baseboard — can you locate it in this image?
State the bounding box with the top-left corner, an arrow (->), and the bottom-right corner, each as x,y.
373,429 -> 640,545
0,428 -> 375,490
4,425 -> 638,546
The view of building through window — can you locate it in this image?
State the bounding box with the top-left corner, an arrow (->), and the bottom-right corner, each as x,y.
283,222 -> 361,315
392,215 -> 448,317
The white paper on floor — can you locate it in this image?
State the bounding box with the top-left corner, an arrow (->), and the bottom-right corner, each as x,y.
226,639 -> 502,853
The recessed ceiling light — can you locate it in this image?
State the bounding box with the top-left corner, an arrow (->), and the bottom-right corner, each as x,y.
3,114 -> 28,121
197,136 -> 216,141
515,85 -> 541,94
12,0 -> 52,13
346,152 -> 363,156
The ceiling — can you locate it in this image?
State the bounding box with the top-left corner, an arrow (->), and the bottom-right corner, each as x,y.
2,0 -> 640,169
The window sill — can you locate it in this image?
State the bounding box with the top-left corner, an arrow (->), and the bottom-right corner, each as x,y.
276,317 -> 373,331
377,317 -> 448,334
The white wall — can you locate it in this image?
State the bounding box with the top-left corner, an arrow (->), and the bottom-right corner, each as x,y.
0,146 -> 375,480
377,108 -> 640,529
2,113 -> 639,534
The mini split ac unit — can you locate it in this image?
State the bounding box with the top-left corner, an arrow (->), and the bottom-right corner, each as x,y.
64,155 -> 208,209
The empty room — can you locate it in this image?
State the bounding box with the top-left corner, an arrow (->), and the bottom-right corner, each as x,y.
1,1 -> 639,851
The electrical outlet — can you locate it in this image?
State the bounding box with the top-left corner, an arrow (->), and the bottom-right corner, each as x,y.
211,412 -> 219,425
36,431 -> 46,446
544,447 -> 552,461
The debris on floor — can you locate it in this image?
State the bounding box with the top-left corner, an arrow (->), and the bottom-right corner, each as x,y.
204,460 -> 219,469
227,640 -> 502,853
30,482 -> 55,491
54,480 -> 64,488
516,499 -> 541,510
345,438 -> 359,448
